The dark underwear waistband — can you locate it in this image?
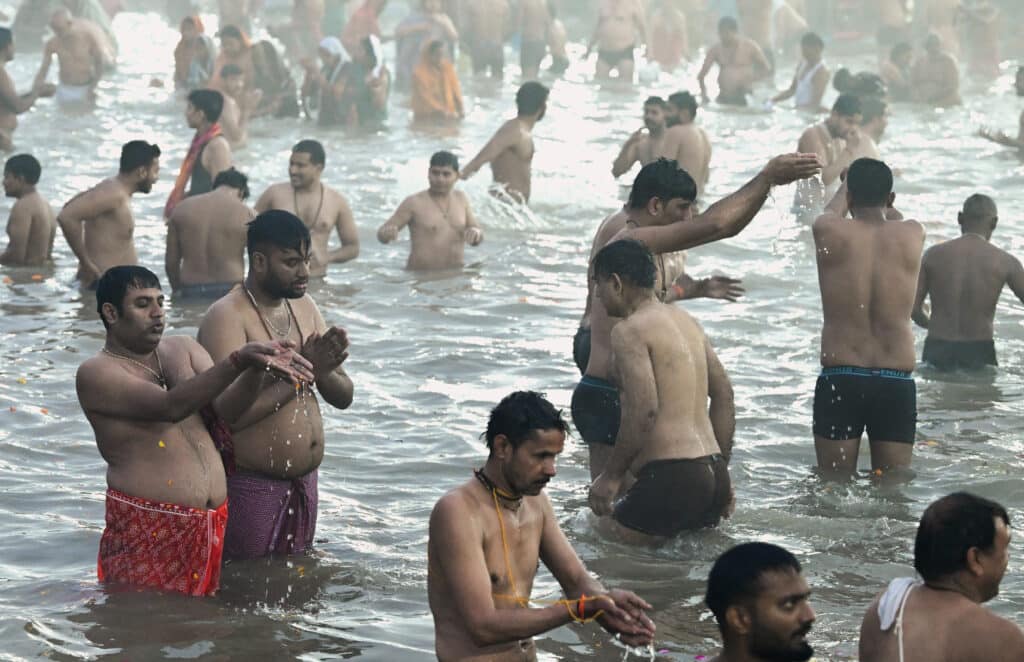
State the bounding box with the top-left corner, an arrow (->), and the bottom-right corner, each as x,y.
578,375 -> 617,391
820,366 -> 912,380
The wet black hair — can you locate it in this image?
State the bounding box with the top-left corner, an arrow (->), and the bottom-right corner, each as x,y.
627,158 -> 697,209
718,16 -> 738,32
859,96 -> 887,125
246,209 -> 311,259
847,158 -> 893,207
516,81 -> 549,116
706,543 -> 802,633
187,89 -> 224,123
483,391 -> 569,451
430,150 -> 459,172
95,265 -> 162,329
0,27 -> 12,50
119,141 -> 161,174
212,167 -> 250,199
4,154 -> 41,185
834,68 -> 886,99
220,63 -> 244,78
832,93 -> 862,117
668,91 -> 698,120
644,95 -> 668,110
801,32 -> 824,50
915,492 -> 1010,582
593,239 -> 657,289
293,139 -> 326,167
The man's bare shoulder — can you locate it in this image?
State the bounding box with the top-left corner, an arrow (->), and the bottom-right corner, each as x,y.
324,184 -> 351,206
262,181 -> 292,198
430,482 -> 481,530
202,289 -> 249,325
891,217 -> 925,239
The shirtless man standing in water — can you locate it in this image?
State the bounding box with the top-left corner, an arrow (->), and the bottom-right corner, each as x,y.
812,159 -> 924,478
0,28 -> 55,151
0,154 -> 55,266
198,210 -> 354,559
166,168 -> 254,300
698,17 -> 771,106
612,96 -> 713,196
58,141 -> 160,288
588,240 -> 735,544
912,194 -> 1024,371
573,155 -> 820,478
33,9 -> 107,107
586,0 -> 646,81
377,151 -> 483,270
80,266 -> 312,595
428,391 -> 655,661
461,81 -> 548,204
254,140 -> 359,278
794,94 -> 862,211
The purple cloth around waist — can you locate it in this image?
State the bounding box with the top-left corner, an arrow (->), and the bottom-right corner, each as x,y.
224,468 -> 318,559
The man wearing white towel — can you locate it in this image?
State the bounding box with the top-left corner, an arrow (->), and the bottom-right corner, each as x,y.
859,492 -> 1024,661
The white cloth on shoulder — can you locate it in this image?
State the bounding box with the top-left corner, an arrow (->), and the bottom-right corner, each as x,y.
879,577 -> 919,630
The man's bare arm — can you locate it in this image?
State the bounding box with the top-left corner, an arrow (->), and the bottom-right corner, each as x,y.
429,494 -> 574,647
0,71 -> 40,115
308,301 -> 354,410
705,336 -> 735,460
32,42 -> 55,89
624,154 -> 822,255
164,218 -> 183,290
377,196 -> 415,243
57,186 -> 116,277
696,48 -> 716,101
911,255 -> 931,328
463,193 -> 484,245
329,196 -> 360,263
203,139 -> 232,184
771,69 -> 799,103
611,133 -> 641,178
461,124 -> 514,179
1005,254 -> 1024,305
602,325 -> 657,481
0,202 -> 31,264
198,303 -> 301,429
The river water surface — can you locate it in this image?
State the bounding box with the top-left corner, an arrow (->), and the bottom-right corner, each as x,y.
1,8 -> 1023,662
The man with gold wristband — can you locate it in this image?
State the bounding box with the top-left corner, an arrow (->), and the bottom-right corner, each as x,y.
428,392 -> 655,661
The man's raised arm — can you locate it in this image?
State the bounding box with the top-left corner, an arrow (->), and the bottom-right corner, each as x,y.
625,153 -> 822,255
461,124 -> 513,180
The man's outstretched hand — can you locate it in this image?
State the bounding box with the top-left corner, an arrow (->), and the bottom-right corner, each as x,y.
763,153 -> 823,186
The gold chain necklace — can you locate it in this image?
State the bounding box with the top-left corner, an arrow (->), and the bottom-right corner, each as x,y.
102,347 -> 166,389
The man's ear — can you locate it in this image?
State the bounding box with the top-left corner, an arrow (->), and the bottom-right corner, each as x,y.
101,302 -> 118,326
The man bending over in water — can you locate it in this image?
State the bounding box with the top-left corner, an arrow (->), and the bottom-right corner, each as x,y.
461,81 -> 548,204
377,150 -> 483,270
574,154 -> 820,478
588,240 -> 735,544
198,210 -> 354,559
859,492 -> 1024,661
697,17 -> 771,107
913,194 -> 1024,370
33,9 -> 106,107
428,391 -> 655,661
812,159 -> 924,478
0,154 -> 55,266
78,266 -> 312,595
59,140 -> 160,288
166,167 -> 254,300
255,139 -> 359,278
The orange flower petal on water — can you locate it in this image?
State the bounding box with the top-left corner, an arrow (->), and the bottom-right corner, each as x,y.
8,407 -> 15,412
39,408 -> 48,415
17,378 -> 26,384
31,274 -> 43,281
2,276 -> 11,284
167,479 -> 173,486
158,440 -> 165,448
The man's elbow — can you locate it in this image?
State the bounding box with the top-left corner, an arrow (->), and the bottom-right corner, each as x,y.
464,616 -> 508,648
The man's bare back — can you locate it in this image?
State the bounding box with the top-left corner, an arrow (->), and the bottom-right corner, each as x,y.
813,203 -> 923,371
665,125 -> 712,195
378,189 -> 482,270
78,336 -> 228,509
166,187 -> 253,290
198,288 -> 327,479
487,119 -> 534,202
860,585 -> 1024,662
255,182 -> 358,278
1,191 -> 55,265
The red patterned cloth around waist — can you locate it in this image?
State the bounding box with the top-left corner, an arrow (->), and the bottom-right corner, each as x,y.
97,488 -> 228,597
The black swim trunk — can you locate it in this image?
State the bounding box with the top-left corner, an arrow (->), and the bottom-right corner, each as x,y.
175,282 -> 238,301
716,89 -> 750,106
471,40 -> 504,75
572,326 -> 591,375
614,455 -> 731,537
598,44 -> 635,67
520,39 -> 547,73
570,375 -> 620,445
813,366 -> 916,444
922,337 -> 997,371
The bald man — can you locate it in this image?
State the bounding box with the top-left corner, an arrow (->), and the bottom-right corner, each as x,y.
913,194 -> 1024,371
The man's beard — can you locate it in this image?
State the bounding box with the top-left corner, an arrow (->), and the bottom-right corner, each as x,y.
264,273 -> 306,299
749,623 -> 814,662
